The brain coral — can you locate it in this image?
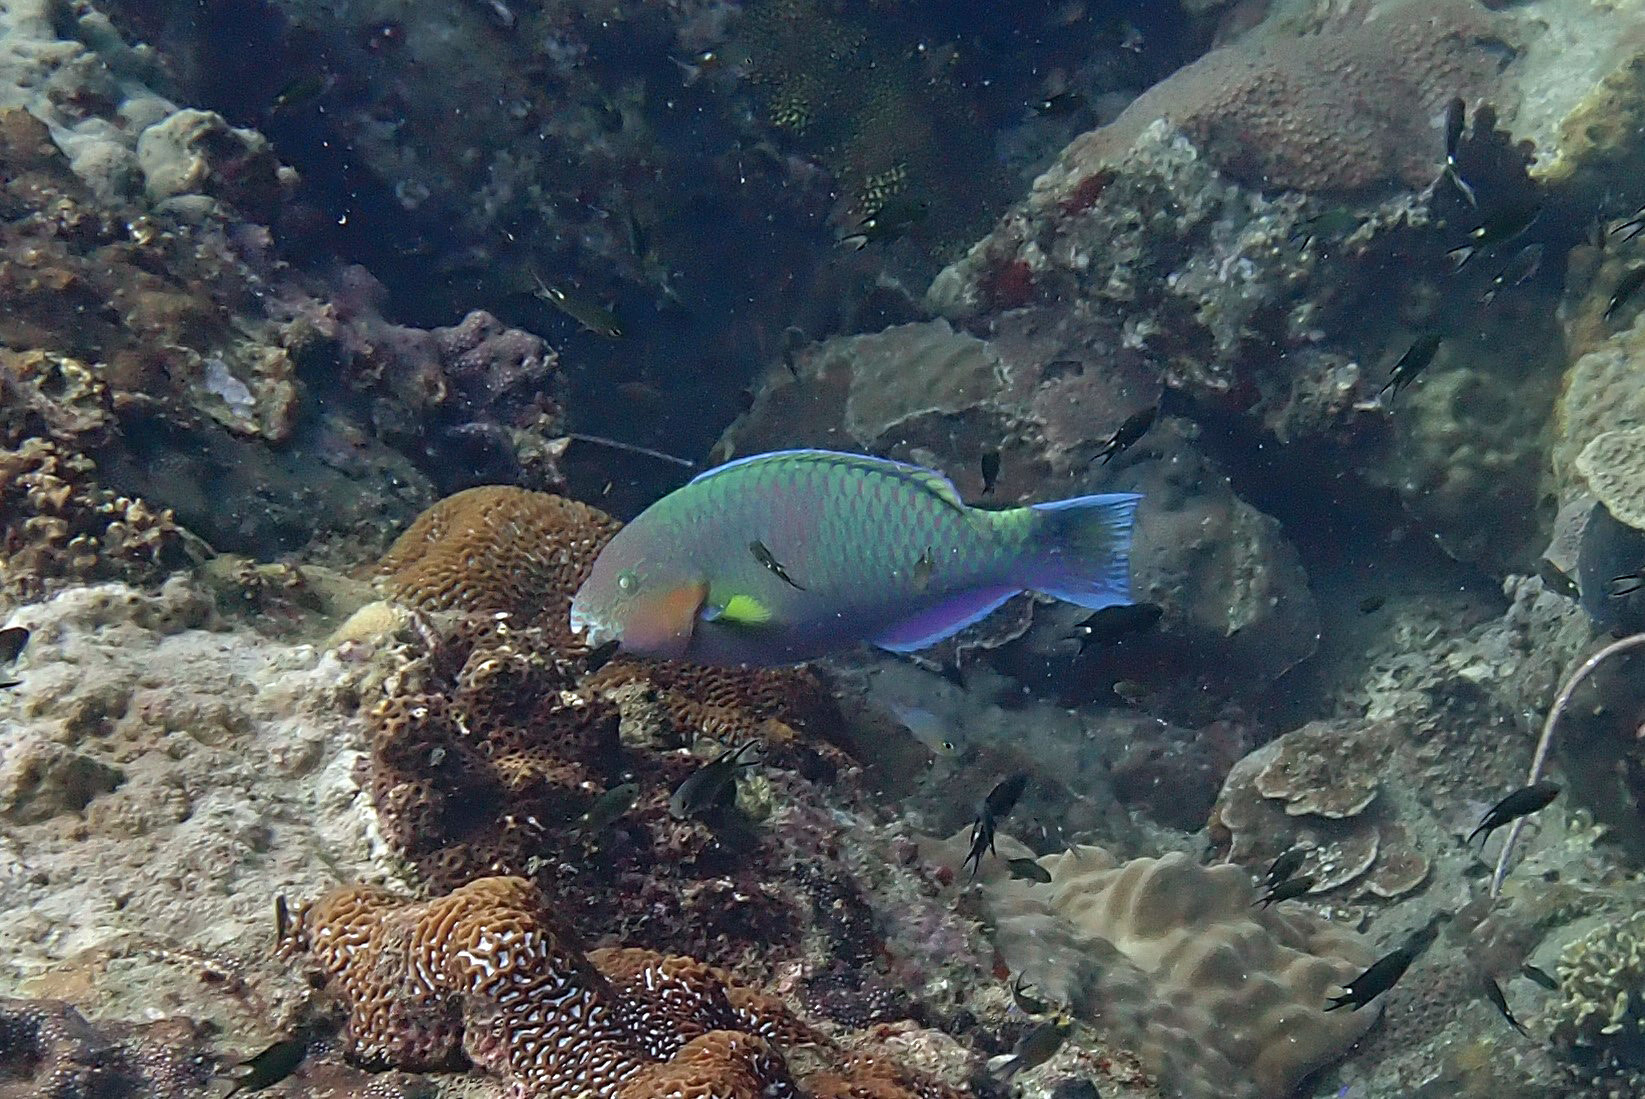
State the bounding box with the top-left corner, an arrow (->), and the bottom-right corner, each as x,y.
992,846 -> 1376,1099
375,485 -> 620,643
1057,0 -> 1511,194
282,877 -> 956,1099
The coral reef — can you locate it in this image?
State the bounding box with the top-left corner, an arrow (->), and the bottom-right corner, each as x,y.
281,875 -> 960,1099
1547,912 -> 1645,1093
1049,0 -> 1512,195
986,845 -> 1377,1099
362,489 -> 867,960
0,997 -> 215,1098
1211,719 -> 1433,902
1576,428 -> 1645,532
0,437 -> 190,604
0,48 -> 566,559
0,580 -> 393,1041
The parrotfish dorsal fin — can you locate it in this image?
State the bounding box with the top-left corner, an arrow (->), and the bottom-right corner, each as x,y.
690,448 -> 967,513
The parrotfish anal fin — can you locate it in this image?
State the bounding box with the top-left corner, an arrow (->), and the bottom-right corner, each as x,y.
872,586 -> 1018,653
690,448 -> 967,513
625,580 -> 709,658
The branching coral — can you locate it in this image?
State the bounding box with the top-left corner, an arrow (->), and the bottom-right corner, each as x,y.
1546,912 -> 1645,1091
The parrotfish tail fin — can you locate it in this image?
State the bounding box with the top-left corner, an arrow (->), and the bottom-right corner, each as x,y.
1022,492 -> 1140,610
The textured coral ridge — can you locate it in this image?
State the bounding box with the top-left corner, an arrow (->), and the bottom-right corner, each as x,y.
365,487 -> 858,961
996,846 -> 1376,1099
282,876 -> 954,1099
1056,0 -> 1509,195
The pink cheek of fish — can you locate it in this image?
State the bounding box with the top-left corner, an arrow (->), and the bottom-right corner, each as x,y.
621,581 -> 708,657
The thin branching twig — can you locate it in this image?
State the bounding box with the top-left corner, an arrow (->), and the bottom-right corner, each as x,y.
1491,631 -> 1645,897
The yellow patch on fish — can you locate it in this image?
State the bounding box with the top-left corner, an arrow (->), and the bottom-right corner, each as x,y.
717,594 -> 773,624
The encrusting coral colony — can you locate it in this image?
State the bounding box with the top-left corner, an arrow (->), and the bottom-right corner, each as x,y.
7,0 -> 1645,1097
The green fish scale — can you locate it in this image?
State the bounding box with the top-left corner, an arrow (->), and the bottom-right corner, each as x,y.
682,452 -> 1023,624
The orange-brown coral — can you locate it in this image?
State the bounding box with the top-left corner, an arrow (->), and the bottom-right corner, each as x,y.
375,485 -> 620,649
282,877 -> 963,1099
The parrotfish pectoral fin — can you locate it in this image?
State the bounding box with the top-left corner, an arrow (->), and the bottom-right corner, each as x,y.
623,580 -> 709,659
1025,492 -> 1141,610
873,586 -> 1019,653
706,593 -> 773,625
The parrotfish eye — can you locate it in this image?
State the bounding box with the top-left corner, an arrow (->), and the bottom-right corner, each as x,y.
617,570 -> 638,593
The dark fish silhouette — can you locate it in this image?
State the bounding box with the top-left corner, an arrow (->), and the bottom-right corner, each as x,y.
1468,781 -> 1561,846
1256,875 -> 1314,908
0,626 -> 28,664
1440,97 -> 1477,206
532,275 -> 624,338
1381,335 -> 1443,399
980,449 -> 1001,495
838,195 -> 930,249
669,740 -> 760,820
578,782 -> 639,834
222,1031 -> 313,1095
1007,857 -> 1053,884
989,1014 -> 1073,1079
1479,242 -> 1543,303
1482,972 -> 1528,1036
749,539 -> 806,590
1358,595 -> 1386,615
1325,925 -> 1436,1011
1069,602 -> 1163,653
584,637 -> 622,674
964,774 -> 1030,878
1264,847 -> 1306,889
1521,962 -> 1559,990
1448,203 -> 1540,269
1012,974 -> 1049,1015
1033,90 -> 1086,117
1539,559 -> 1581,600
1607,571 -> 1642,599
1614,204 -> 1645,245
1606,265 -> 1645,322
1094,407 -> 1157,465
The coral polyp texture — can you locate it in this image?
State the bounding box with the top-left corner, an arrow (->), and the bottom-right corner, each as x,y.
1547,912 -> 1645,1092
374,484 -> 621,646
281,876 -> 957,1099
0,437 -> 188,602
991,846 -> 1377,1099
1057,0 -> 1510,195
363,488 -> 864,965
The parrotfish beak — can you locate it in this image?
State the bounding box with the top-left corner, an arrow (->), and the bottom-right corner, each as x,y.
569,580 -> 708,661
568,602 -> 612,649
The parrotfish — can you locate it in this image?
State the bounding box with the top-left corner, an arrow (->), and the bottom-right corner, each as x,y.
569,449 -> 1140,667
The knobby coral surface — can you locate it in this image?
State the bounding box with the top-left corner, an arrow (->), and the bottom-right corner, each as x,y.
989,846 -> 1377,1099
281,876 -> 958,1099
